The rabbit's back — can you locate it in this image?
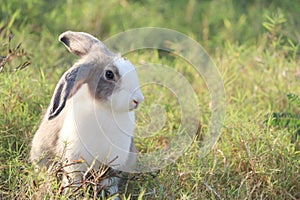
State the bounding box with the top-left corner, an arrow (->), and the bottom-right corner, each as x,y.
30,110 -> 65,167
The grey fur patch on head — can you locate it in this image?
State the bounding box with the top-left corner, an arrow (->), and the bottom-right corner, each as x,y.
87,61 -> 121,100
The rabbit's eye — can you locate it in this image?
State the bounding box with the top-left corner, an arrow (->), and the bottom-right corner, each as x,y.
105,70 -> 114,80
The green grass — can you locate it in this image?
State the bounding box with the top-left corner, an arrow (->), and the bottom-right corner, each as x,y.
1,0 -> 300,199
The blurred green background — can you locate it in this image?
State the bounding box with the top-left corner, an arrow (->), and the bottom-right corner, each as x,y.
1,0 -> 300,49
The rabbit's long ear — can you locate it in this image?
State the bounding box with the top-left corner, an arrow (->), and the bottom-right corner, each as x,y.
48,65 -> 89,120
59,31 -> 113,57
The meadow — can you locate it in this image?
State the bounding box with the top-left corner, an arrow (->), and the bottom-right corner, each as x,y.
0,0 -> 299,199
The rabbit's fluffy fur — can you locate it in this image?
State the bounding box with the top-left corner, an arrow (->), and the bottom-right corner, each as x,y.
30,31 -> 144,197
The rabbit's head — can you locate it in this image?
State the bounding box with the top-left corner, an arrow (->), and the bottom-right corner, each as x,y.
48,31 -> 144,120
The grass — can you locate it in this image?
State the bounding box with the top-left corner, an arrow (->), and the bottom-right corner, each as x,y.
1,0 -> 300,199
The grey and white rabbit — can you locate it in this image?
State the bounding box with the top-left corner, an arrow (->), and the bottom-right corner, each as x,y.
30,31 -> 144,197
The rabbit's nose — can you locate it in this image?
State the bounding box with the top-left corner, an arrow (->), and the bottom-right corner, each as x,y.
133,99 -> 139,108
137,94 -> 144,103
133,95 -> 144,108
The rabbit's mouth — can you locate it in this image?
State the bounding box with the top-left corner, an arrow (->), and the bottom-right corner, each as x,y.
129,105 -> 138,111
129,106 -> 138,111
133,100 -> 139,108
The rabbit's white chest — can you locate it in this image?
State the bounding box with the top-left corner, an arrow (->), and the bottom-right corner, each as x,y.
60,85 -> 135,170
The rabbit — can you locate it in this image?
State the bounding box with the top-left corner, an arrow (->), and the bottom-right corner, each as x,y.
30,31 -> 144,197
